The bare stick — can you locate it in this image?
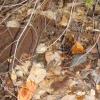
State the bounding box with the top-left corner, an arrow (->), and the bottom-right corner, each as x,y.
70,33 -> 100,68
47,0 -> 76,49
11,0 -> 40,70
0,0 -> 28,8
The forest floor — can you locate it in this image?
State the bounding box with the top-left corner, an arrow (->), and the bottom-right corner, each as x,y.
0,0 -> 100,100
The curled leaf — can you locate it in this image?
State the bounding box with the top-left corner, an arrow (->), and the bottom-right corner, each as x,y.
71,42 -> 84,54
18,80 -> 36,100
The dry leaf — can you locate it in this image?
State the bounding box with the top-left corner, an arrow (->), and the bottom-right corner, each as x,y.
71,42 -> 84,54
45,51 -> 54,64
96,84 -> 100,91
27,65 -> 46,84
40,10 -> 56,20
11,70 -> 17,84
45,51 -> 62,65
59,15 -> 68,27
33,89 -> 46,99
71,54 -> 87,67
36,43 -> 47,54
61,95 -> 76,100
39,79 -> 54,93
7,20 -> 20,28
97,59 -> 100,67
18,80 -> 36,100
27,9 -> 36,16
85,89 -> 95,100
76,91 -> 85,96
47,95 -> 58,100
15,61 -> 31,77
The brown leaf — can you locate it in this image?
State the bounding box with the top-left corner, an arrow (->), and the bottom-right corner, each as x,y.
45,51 -> 54,64
59,15 -> 68,27
71,42 -> 84,54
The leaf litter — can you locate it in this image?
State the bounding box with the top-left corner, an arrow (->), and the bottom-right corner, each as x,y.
0,0 -> 100,100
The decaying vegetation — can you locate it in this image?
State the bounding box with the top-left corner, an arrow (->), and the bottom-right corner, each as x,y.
0,0 -> 100,100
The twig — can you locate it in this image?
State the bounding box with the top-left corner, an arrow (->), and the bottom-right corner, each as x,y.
93,29 -> 100,32
0,0 -> 28,8
0,77 -> 17,98
0,0 -> 29,25
11,0 -> 39,70
0,40 -> 17,57
70,33 -> 100,68
47,0 -> 76,49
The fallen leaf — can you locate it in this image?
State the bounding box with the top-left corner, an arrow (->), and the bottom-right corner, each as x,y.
40,10 -> 56,20
51,78 -> 67,91
97,59 -> 100,67
7,20 -> 20,28
96,84 -> 100,91
18,80 -> 36,100
85,89 -> 95,100
76,91 -> 85,96
27,64 -> 46,84
92,68 -> 100,84
33,88 -> 46,99
45,51 -> 54,64
15,61 -> 31,77
45,51 -> 62,65
71,42 -> 84,54
27,9 -> 36,16
70,54 -> 87,67
11,70 -> 17,84
36,43 -> 47,54
61,95 -> 76,100
47,95 -> 58,100
59,15 -> 68,27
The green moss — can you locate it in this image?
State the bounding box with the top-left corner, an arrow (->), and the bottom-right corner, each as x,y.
85,0 -> 94,8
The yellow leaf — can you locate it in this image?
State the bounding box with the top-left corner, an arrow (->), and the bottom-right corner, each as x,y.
18,80 -> 36,100
71,42 -> 84,54
59,15 -> 68,27
96,84 -> 100,91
